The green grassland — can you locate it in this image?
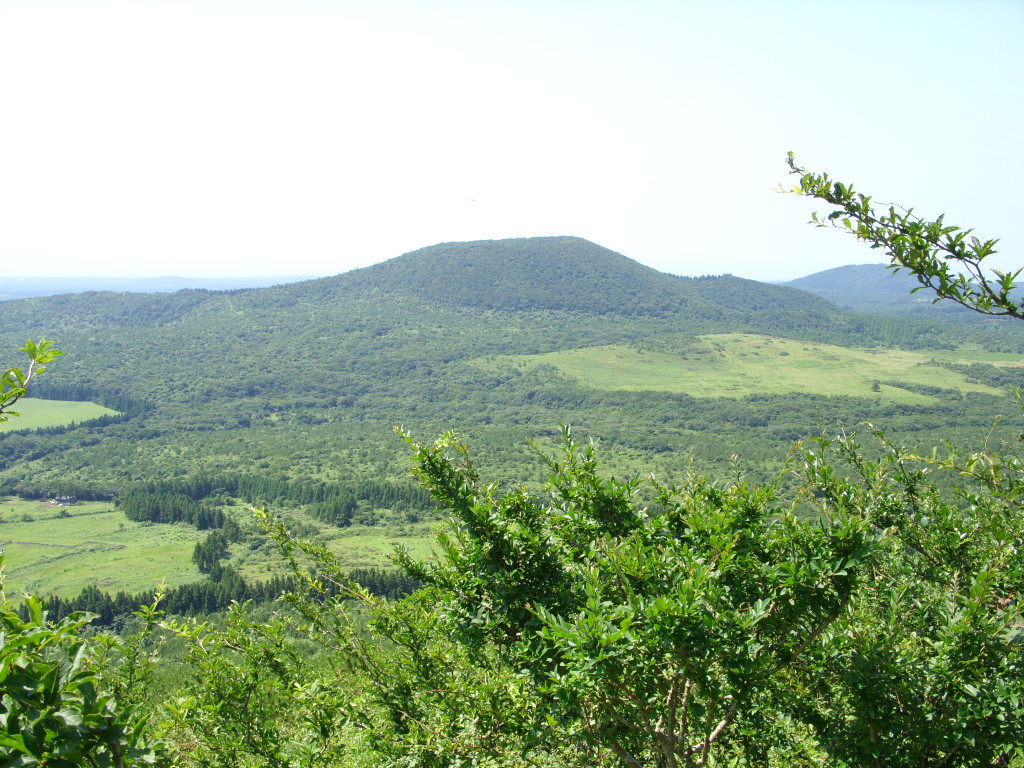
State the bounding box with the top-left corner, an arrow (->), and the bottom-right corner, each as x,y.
479,333 -> 1023,404
226,511 -> 437,584
0,497 -> 205,597
0,398 -> 119,431
0,496 -> 437,598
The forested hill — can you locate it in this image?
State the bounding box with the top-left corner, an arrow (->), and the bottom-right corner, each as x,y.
3,236 -> 1024,491
0,236 -> 979,343
4,237 -> 1023,381
4,236 -> 837,329
334,236 -> 834,317
8,236 -> 1024,381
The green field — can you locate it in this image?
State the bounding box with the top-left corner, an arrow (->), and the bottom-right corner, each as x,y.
479,333 -> 1023,404
0,496 -> 437,598
227,510 -> 437,584
0,498 -> 205,597
0,397 -> 120,431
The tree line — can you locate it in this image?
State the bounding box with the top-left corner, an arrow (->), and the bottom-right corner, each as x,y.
114,472 -> 435,529
35,565 -> 420,627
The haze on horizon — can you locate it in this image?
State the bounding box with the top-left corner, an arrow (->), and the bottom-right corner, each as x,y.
1,0 -> 1021,283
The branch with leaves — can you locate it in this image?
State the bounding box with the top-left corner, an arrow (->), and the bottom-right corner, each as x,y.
0,339 -> 63,422
783,152 -> 1020,320
0,560 -> 164,767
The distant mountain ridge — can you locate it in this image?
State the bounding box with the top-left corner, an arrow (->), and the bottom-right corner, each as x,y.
0,274 -> 323,301
781,263 -> 1005,325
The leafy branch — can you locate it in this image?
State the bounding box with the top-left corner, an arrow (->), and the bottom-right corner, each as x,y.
0,339 -> 63,422
783,152 -> 1020,320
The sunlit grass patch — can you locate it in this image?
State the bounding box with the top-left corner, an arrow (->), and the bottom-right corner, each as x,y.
477,333 -> 1021,404
0,398 -> 119,431
0,498 -> 205,597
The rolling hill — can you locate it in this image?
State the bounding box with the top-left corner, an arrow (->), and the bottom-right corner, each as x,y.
2,236 -> 1023,494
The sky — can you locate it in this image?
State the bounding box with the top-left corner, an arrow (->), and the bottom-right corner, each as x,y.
1,0 -> 1021,282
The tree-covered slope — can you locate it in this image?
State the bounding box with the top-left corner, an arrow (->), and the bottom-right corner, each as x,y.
301,236 -> 872,336
1,289 -> 224,331
339,236 -> 669,312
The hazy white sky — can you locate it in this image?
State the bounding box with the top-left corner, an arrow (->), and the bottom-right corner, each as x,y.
1,0 -> 1021,280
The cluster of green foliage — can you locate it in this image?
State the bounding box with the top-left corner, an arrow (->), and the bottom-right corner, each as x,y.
114,474 -> 434,528
395,428 -> 872,765
119,490 -> 227,529
0,584 -> 162,767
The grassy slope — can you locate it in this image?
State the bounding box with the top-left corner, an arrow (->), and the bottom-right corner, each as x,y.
0,398 -> 119,432
480,333 -> 1022,404
227,518 -> 437,586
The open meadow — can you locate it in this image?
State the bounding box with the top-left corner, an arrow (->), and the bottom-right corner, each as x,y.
0,497 -> 205,597
0,397 -> 119,431
479,333 -> 1023,404
0,495 -> 437,598
226,510 -> 437,584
